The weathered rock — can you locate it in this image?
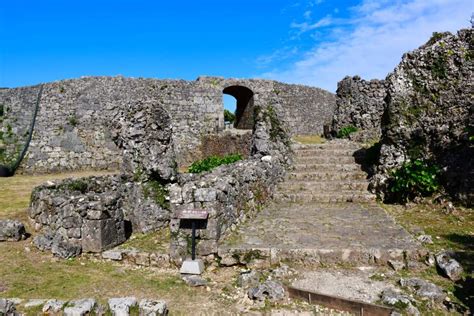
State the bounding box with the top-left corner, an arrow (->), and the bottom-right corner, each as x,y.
388,260 -> 406,271
102,249 -> 123,261
381,289 -> 419,316
400,278 -> 445,303
0,220 -> 27,242
332,76 -> 387,141
248,280 -> 285,301
0,298 -> 17,315
63,298 -> 96,316
24,299 -> 46,308
33,234 -> 53,251
417,235 -> 433,244
51,235 -> 81,259
181,275 -> 207,287
108,297 -> 137,316
42,299 -> 66,313
237,270 -> 263,288
435,251 -> 464,281
138,299 -> 167,316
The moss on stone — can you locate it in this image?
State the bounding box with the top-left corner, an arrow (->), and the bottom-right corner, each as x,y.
143,180 -> 169,209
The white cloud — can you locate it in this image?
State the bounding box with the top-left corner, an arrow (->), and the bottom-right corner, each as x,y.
291,15 -> 333,32
260,0 -> 473,92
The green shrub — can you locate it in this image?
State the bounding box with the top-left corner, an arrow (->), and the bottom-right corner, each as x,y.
66,179 -> 89,193
143,180 -> 169,209
188,153 -> 242,174
337,125 -> 358,138
389,159 -> 441,203
224,109 -> 235,123
68,115 -> 78,126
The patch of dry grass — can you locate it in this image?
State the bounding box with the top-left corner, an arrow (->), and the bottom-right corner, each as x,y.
293,135 -> 326,145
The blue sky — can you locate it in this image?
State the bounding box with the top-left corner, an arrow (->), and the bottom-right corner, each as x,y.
1,0 -> 472,96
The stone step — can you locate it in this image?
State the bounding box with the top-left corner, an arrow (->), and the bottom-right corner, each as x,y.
294,149 -> 362,157
291,163 -> 364,172
291,142 -> 360,151
294,156 -> 363,164
278,181 -> 370,192
287,171 -> 368,181
273,192 -> 376,203
218,246 -> 422,268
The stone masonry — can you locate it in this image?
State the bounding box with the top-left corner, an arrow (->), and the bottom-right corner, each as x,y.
0,76 -> 335,173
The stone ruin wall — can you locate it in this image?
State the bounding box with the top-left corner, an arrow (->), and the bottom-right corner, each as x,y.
332,76 -> 387,141
0,76 -> 335,174
332,29 -> 473,205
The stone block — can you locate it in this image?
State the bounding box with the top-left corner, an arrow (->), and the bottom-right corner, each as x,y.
81,218 -> 125,253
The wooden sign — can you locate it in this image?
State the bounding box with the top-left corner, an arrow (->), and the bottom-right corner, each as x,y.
178,209 -> 209,220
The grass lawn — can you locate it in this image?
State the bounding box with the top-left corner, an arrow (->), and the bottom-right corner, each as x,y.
0,171 -> 232,314
293,135 -> 326,145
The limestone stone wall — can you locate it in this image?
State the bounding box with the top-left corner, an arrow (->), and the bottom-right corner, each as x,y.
0,76 -> 335,173
332,76 -> 387,141
373,29 -> 473,205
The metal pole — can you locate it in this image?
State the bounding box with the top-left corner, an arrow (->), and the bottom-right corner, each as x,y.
191,220 -> 196,260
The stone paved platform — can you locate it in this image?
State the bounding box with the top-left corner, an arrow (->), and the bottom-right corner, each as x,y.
219,202 -> 421,266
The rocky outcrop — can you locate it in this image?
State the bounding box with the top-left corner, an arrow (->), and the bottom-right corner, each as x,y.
373,29 -> 473,205
334,28 -> 473,205
332,76 -> 387,141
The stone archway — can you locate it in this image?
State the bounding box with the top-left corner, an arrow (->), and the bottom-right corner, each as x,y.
222,85 -> 254,129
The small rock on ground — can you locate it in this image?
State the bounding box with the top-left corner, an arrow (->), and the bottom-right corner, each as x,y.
435,251 -> 463,281
248,280 -> 285,301
181,275 -> 207,287
63,298 -> 96,316
381,289 -> 419,316
139,299 -> 167,315
237,270 -> 263,288
0,298 -> 17,315
42,299 -> 66,313
108,297 -> 137,315
0,220 -> 27,242
400,278 -> 445,303
24,298 -> 47,308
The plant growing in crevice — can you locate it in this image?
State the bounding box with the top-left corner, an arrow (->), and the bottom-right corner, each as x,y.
260,105 -> 291,146
337,125 -> 358,138
68,115 -> 78,127
188,153 -> 242,174
65,179 -> 89,193
143,179 -> 169,209
388,159 -> 441,203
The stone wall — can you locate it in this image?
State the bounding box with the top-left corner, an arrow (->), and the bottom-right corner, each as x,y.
0,76 -> 334,173
372,29 -> 473,205
168,101 -> 291,263
29,92 -> 291,261
332,76 -> 387,141
332,29 -> 473,205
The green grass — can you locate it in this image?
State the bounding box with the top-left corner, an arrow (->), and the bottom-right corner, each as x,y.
118,229 -> 170,253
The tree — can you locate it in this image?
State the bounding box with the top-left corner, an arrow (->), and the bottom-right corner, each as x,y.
224,109 -> 235,124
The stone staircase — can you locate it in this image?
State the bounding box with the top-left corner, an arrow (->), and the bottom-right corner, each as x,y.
218,139 -> 421,267
274,140 -> 376,203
